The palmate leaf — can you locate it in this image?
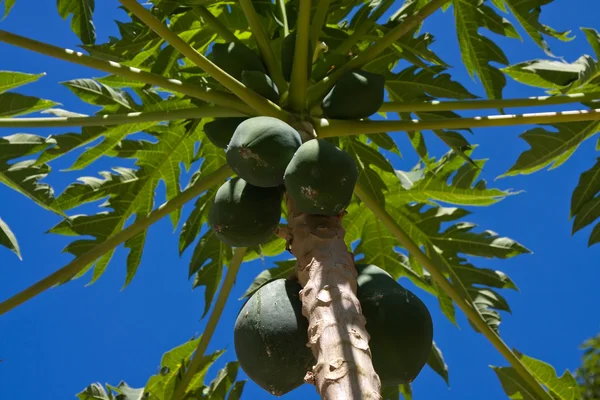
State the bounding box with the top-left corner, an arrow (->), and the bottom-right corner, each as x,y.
0,71 -> 45,93
492,351 -> 580,400
453,0 -> 514,99
391,149 -> 514,206
62,78 -> 137,112
428,341 -> 450,385
57,0 -> 96,45
570,158 -> 600,246
502,121 -> 600,177
0,92 -> 58,117
500,0 -> 573,56
503,28 -> 600,94
0,134 -> 60,214
48,120 -> 201,287
0,217 -> 20,259
1,0 -> 15,18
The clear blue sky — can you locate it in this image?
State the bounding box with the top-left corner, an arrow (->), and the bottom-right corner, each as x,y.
1,2 -> 599,399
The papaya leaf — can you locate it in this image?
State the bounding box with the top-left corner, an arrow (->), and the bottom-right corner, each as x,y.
0,92 -> 58,117
382,383 -> 412,400
492,351 -> 581,400
582,28 -> 600,61
205,362 -> 238,399
570,158 -> 600,246
502,0 -> 573,56
1,0 -> 15,18
453,0 -> 510,99
144,338 -> 224,400
179,189 -> 215,256
190,229 -> 232,317
0,134 -> 60,214
0,71 -> 45,93
502,121 -> 600,177
107,382 -> 144,400
226,381 -> 246,400
386,65 -> 477,102
57,0 -> 96,45
76,383 -> 111,400
391,150 -> 514,206
241,259 -> 296,299
0,217 -> 20,259
428,341 -> 450,385
61,79 -> 136,111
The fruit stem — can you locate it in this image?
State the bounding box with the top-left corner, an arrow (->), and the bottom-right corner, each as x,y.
316,108 -> 600,138
276,0 -> 289,38
119,0 -> 288,120
288,0 -> 312,112
0,106 -> 247,128
238,0 -> 289,93
0,165 -> 233,316
379,92 -> 600,113
195,5 -> 242,44
286,197 -> 381,400
354,182 -> 554,400
172,247 -> 247,400
0,30 -> 254,115
306,0 -> 450,106
309,0 -> 330,48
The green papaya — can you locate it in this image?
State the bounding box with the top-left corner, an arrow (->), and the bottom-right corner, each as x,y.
356,264 -> 433,385
234,278 -> 314,396
227,116 -> 302,188
211,42 -> 266,80
281,31 -> 313,82
203,117 -> 248,149
208,177 -> 282,247
321,69 -> 385,119
284,139 -> 357,216
241,70 -> 280,103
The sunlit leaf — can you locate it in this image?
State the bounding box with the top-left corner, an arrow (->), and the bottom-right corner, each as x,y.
57,0 -> 96,45
0,92 -> 58,117
0,71 -> 45,93
0,217 -> 20,259
570,158 -> 600,246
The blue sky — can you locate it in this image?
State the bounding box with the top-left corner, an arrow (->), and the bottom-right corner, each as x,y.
1,1 -> 599,399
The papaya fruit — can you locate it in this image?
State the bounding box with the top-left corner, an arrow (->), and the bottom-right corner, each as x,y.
211,42 -> 266,80
208,177 -> 282,247
234,278 -> 314,396
203,117 -> 248,149
227,116 -> 302,188
284,139 -> 358,215
356,263 -> 433,385
241,70 -> 280,103
321,69 -> 385,119
281,31 -> 313,82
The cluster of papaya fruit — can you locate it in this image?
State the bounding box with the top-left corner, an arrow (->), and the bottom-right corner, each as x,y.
234,264 -> 434,396
202,35 -> 432,396
206,35 -> 384,247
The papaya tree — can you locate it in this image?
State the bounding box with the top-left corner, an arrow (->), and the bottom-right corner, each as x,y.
0,0 -> 597,399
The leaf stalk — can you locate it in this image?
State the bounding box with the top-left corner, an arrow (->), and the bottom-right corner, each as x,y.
0,30 -> 254,115
317,108 -> 600,138
379,93 -> 600,113
0,106 -> 247,128
354,182 -> 553,400
307,0 -> 451,105
172,247 -> 247,400
119,0 -> 287,119
288,0 -> 312,112
0,165 -> 233,316
238,0 -> 288,93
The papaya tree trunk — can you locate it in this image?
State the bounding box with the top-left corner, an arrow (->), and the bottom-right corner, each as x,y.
285,197 -> 382,399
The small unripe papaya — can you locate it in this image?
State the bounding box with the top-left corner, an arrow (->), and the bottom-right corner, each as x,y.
227,116 -> 302,188
321,69 -> 385,119
208,177 -> 282,247
203,117 -> 248,149
241,70 -> 280,103
284,139 -> 358,216
281,31 -> 313,82
211,42 -> 266,80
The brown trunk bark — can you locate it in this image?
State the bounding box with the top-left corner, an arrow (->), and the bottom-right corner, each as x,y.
284,197 -> 381,399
